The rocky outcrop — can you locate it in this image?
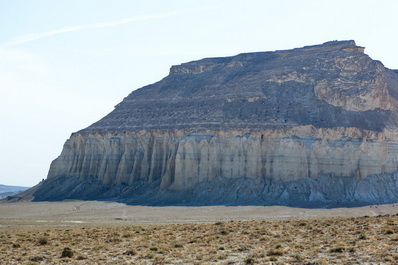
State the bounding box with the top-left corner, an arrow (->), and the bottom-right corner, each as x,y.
29,40 -> 398,207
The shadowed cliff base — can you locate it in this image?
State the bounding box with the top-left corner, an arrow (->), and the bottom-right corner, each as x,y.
24,170 -> 398,208
23,40 -> 398,207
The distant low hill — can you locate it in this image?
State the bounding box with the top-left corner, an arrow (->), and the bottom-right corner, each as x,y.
0,185 -> 30,199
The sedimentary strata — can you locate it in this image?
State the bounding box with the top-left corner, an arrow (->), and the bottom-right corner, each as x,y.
25,40 -> 398,206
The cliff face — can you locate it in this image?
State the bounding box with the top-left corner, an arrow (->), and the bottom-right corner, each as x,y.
31,40 -> 398,206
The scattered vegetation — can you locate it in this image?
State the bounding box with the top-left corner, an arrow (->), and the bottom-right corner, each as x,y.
1,214 -> 398,264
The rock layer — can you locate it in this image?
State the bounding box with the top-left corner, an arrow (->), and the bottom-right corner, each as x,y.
29,40 -> 398,206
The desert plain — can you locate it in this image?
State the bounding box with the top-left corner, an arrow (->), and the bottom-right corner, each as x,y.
1,201 -> 398,264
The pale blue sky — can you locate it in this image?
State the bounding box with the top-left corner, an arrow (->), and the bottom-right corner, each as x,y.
1,0 -> 398,186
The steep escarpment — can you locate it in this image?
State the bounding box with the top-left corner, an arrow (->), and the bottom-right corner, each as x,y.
27,40 -> 398,207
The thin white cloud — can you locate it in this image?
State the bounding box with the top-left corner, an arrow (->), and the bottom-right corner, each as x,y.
1,6 -> 222,48
1,14 -> 170,48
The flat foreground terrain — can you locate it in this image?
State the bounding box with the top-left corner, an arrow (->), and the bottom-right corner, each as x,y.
1,201 -> 398,264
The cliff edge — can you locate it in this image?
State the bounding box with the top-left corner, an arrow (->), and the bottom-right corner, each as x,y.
23,40 -> 398,207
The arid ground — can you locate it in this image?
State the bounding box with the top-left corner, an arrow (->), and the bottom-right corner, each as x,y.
1,201 -> 398,264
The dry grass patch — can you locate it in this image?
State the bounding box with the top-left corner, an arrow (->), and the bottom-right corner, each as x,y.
1,214 -> 398,264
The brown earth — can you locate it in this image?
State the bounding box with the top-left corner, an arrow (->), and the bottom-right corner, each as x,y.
1,201 -> 398,264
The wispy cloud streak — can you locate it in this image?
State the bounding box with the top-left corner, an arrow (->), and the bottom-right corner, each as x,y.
2,14 -> 169,48
1,7 -> 214,48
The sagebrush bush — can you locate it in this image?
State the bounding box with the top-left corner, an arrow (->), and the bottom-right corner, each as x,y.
38,237 -> 48,245
61,247 -> 73,258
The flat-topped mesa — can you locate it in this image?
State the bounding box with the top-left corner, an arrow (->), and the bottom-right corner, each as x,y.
79,40 -> 397,134
25,40 -> 398,207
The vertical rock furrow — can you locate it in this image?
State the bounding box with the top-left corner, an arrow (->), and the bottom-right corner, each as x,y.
45,128 -> 398,201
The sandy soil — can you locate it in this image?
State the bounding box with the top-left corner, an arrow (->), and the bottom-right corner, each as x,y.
1,201 -> 398,226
